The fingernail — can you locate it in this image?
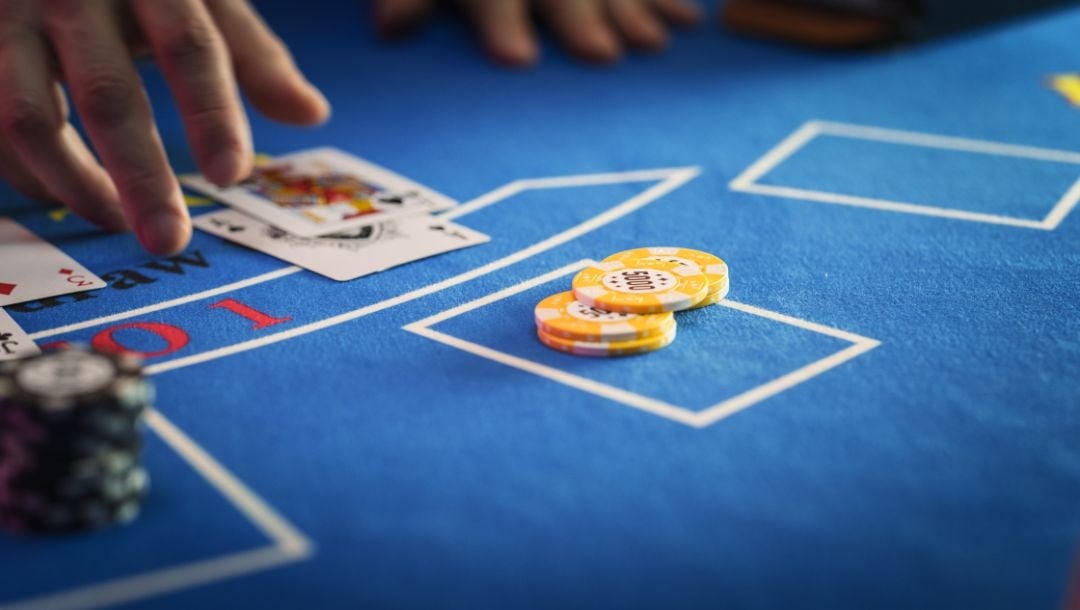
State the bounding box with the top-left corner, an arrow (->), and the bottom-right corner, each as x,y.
303,82 -> 332,122
139,212 -> 190,256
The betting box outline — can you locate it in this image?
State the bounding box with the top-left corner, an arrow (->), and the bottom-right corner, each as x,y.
730,120 -> 1080,231
405,260 -> 881,429
8,166 -> 704,609
3,408 -> 314,610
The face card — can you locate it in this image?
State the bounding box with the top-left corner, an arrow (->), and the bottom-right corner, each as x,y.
181,148 -> 458,237
0,308 -> 40,361
0,218 -> 106,307
193,209 -> 490,281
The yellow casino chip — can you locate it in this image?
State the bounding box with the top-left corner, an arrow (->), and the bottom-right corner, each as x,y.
534,291 -> 675,343
572,259 -> 708,314
687,278 -> 730,310
536,324 -> 677,358
604,247 -> 728,295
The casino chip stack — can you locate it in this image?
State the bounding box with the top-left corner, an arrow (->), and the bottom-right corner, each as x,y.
534,247 -> 729,357
0,346 -> 152,535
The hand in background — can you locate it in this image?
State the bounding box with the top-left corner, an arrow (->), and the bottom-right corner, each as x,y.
0,0 -> 330,255
375,0 -> 702,66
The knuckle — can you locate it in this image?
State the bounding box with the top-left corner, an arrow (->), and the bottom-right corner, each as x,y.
186,99 -> 234,127
75,72 -> 136,128
0,97 -> 56,142
239,29 -> 290,66
157,18 -> 219,65
116,164 -> 168,200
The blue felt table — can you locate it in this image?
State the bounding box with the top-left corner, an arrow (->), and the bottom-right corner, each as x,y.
1,2 -> 1079,609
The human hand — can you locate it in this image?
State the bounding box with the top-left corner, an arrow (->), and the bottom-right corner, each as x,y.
0,0 -> 330,255
375,0 -> 702,66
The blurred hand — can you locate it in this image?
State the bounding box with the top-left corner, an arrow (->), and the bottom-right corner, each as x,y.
375,0 -> 702,66
0,0 -> 330,255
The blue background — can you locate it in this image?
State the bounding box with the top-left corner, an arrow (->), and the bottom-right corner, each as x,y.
1,1 -> 1079,608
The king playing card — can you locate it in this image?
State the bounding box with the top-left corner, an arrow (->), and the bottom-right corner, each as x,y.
181,148 -> 458,237
193,209 -> 489,281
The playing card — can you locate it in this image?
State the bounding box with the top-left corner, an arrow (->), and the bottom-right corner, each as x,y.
0,218 -> 106,307
193,209 -> 489,281
0,307 -> 41,361
181,148 -> 458,237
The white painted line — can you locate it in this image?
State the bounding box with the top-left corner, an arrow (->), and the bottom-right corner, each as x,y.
3,167 -> 702,610
410,326 -> 700,427
405,260 -> 882,429
29,266 -> 303,340
145,168 -> 701,375
32,179 -> 535,341
519,167 -> 703,189
1043,176 -> 1080,229
404,259 -> 593,330
734,183 -> 1049,230
729,121 -> 822,190
717,299 -> 877,345
439,181 -> 524,220
32,167 -> 700,360
402,258 -> 699,425
691,339 -> 879,428
440,167 -> 698,221
3,409 -> 313,610
730,120 -> 1080,231
4,546 -> 302,610
143,410 -> 312,555
814,121 -> 1080,165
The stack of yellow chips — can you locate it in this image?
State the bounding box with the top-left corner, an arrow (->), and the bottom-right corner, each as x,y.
533,247 -> 729,357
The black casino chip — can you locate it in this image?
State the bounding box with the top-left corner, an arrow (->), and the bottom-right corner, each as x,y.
0,345 -> 153,535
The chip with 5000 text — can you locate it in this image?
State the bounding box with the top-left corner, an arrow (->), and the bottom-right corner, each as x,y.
572,259 -> 709,314
603,247 -> 728,298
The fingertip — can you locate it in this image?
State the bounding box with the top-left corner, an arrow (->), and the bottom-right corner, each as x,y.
286,80 -> 332,125
300,83 -> 332,125
655,0 -> 703,26
137,208 -> 192,257
459,0 -> 539,68
612,5 -> 671,51
488,35 -> 540,68
205,146 -> 253,187
574,32 -> 623,64
490,49 -> 539,69
251,80 -> 332,127
633,26 -> 670,51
